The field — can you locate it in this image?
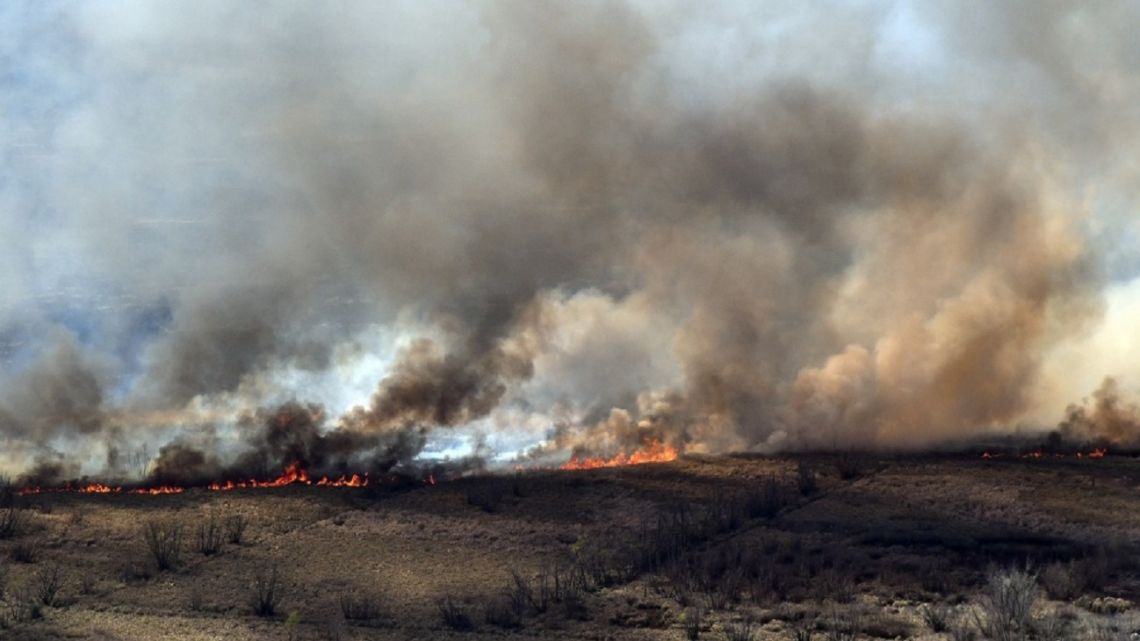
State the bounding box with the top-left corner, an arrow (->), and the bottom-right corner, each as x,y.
1,454 -> 1138,640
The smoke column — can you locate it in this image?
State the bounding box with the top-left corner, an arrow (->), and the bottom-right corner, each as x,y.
2,1 -> 1139,477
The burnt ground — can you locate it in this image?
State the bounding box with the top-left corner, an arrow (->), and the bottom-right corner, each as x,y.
1,454 -> 1139,640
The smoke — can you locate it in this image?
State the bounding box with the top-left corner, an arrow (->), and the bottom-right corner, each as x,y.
1,1 -> 1139,476
1058,378 -> 1140,447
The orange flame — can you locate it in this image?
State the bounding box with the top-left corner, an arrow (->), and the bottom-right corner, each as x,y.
560,439 -> 679,470
980,448 -> 1108,460
208,461 -> 369,491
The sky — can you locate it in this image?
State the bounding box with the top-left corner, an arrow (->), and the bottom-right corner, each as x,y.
1,1 -> 1139,477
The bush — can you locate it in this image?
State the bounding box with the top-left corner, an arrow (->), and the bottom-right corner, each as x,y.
484,594 -> 521,629
338,590 -> 383,622
834,455 -> 864,481
921,602 -> 952,632
0,505 -> 28,540
143,519 -> 182,571
438,596 -> 475,630
9,539 -> 38,564
466,484 -> 504,513
195,513 -> 223,556
225,514 -> 248,545
745,477 -> 785,519
723,617 -> 757,641
973,567 -> 1038,641
681,606 -> 703,640
32,564 -> 64,606
797,462 -> 818,496
1040,551 -> 1109,601
251,563 -> 283,617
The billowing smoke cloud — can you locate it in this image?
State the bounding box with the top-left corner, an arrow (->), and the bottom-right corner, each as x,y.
1,1 -> 1139,476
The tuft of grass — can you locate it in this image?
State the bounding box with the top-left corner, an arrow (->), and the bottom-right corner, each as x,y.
723,616 -> 757,641
922,602 -> 952,632
681,606 -> 703,640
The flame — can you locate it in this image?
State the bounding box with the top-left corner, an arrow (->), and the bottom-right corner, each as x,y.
208,462 -> 368,491
560,439 -> 679,470
980,448 -> 1108,460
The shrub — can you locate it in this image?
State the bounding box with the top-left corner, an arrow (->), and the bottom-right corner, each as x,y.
1040,551 -> 1109,601
338,590 -> 383,622
9,539 -> 38,564
922,602 -> 952,632
973,567 -> 1038,641
143,519 -> 182,571
438,596 -> 475,630
225,514 -> 248,545
195,513 -> 223,556
681,606 -> 703,640
723,617 -> 757,641
745,477 -> 784,519
834,455 -> 864,481
484,594 -> 521,629
32,564 -> 65,606
251,563 -> 283,617
0,505 -> 28,540
1033,610 -> 1076,641
797,462 -> 818,496
466,484 -> 504,513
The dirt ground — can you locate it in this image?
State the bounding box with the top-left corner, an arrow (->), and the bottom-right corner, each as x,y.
2,454 -> 1138,640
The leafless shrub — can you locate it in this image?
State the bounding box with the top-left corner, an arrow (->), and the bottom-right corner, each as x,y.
4,587 -> 44,624
9,539 -> 38,564
195,513 -> 223,556
189,584 -> 204,611
438,595 -> 475,630
786,615 -> 815,641
32,564 -> 64,606
797,462 -> 818,496
1033,610 -> 1077,641
822,608 -> 858,641
834,454 -> 865,480
922,602 -> 952,632
79,572 -> 96,595
745,477 -> 785,519
723,616 -> 757,641
143,519 -> 182,571
682,606 -> 703,640
1040,551 -> 1109,601
466,483 -> 504,513
0,505 -> 28,540
338,590 -> 383,622
118,557 -> 153,584
973,567 -> 1038,641
484,594 -> 521,629
225,514 -> 248,545
251,563 -> 283,617
949,606 -> 977,641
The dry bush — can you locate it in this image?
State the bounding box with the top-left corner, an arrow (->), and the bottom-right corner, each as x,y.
921,602 -> 953,632
822,607 -> 859,641
338,590 -> 383,622
745,477 -> 785,519
797,462 -> 818,496
9,539 -> 37,564
484,594 -> 521,629
973,567 -> 1038,641
225,514 -> 248,545
143,519 -> 182,571
118,557 -> 153,584
681,606 -> 703,640
3,587 -> 44,624
438,595 -> 475,631
1040,550 -> 1109,601
1033,610 -> 1077,641
251,563 -> 283,617
0,505 -> 28,540
195,513 -> 223,556
32,564 -> 64,606
833,454 -> 865,481
722,616 -> 757,641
